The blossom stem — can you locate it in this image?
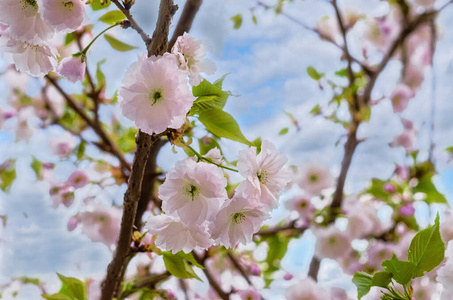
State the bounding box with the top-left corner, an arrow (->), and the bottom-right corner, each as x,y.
75,23 -> 121,57
185,144 -> 238,172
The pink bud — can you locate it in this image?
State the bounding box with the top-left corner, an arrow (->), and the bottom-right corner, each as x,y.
384,183 -> 396,193
67,216 -> 79,231
284,273 -> 293,281
400,203 -> 415,217
250,264 -> 261,276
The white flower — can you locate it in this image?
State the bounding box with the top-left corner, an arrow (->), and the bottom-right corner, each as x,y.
41,0 -> 87,33
285,278 -> 329,300
237,140 -> 292,211
210,194 -> 269,249
119,54 -> 195,135
0,29 -> 58,77
0,0 -> 54,43
314,225 -> 351,260
171,32 -> 216,86
160,158 -> 227,225
57,55 -> 86,83
297,163 -> 334,195
145,214 -> 213,254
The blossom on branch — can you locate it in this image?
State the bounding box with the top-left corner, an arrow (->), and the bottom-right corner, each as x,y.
40,0 -> 87,33
160,158 -> 227,225
57,55 -> 86,83
119,54 -> 195,135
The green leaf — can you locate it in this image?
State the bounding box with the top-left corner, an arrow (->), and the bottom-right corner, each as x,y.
162,252 -> 202,281
309,104 -> 322,116
170,251 -> 204,269
76,141 -> 86,160
64,33 -> 76,46
91,0 -> 111,10
307,66 -> 323,80
231,14 -> 242,29
382,253 -> 415,285
191,79 -> 229,114
117,127 -> 138,153
31,157 -> 43,180
335,68 -> 348,77
263,234 -> 290,287
42,293 -> 73,300
370,271 -> 392,288
352,272 -> 373,300
408,214 -> 445,277
252,15 -> 258,24
0,161 -> 16,191
278,127 -> 289,136
104,34 -> 137,52
198,108 -> 252,146
365,179 -> 389,202
56,273 -> 86,300
412,174 -> 447,204
99,10 -> 126,25
95,59 -> 107,90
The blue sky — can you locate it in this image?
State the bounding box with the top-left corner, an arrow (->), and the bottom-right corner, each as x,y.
1,0 -> 453,299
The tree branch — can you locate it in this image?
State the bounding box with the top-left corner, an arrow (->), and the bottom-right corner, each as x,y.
100,1 -> 178,299
45,75 -> 131,176
111,0 -> 152,47
167,0 -> 203,51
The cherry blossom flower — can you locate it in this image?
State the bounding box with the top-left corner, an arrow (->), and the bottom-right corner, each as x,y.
159,158 -> 227,225
67,169 -> 89,188
171,32 -> 216,86
285,195 -> 315,221
437,241 -> 453,296
391,84 -> 416,113
145,214 -> 213,254
49,132 -> 76,158
203,147 -> 223,164
79,204 -> 122,246
314,225 -> 351,259
237,140 -> 292,210
285,278 -> 329,300
67,216 -> 78,231
41,0 -> 87,33
119,54 -> 195,135
49,182 -> 75,207
297,163 -> 334,196
0,0 -> 54,43
57,55 -> 86,83
210,194 -> 269,249
399,203 -> 415,216
0,30 -> 58,77
392,119 -> 416,151
440,211 -> 453,242
316,17 -> 341,44
367,241 -> 398,268
235,288 -> 261,300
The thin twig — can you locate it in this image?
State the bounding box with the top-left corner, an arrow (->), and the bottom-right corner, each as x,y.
111,0 -> 151,47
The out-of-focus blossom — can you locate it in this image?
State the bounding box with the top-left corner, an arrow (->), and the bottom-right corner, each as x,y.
367,241 -> 398,268
235,288 -> 261,300
314,225 -> 351,259
392,119 -> 416,152
49,132 -> 76,158
285,278 -> 329,300
390,84 -> 415,113
79,204 -> 122,246
171,32 -> 216,86
285,195 -> 315,221
67,169 -> 89,189
399,203 -> 415,217
297,163 -> 334,196
440,211 -> 453,243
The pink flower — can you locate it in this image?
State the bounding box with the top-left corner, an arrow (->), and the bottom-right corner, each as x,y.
119,54 -> 195,135
67,169 -> 89,188
314,225 -> 351,259
285,278 -> 329,300
384,182 -> 396,193
367,241 -> 397,268
171,32 -> 216,86
160,158 -> 227,225
391,84 -> 415,113
49,182 -> 75,207
57,55 -> 86,83
41,0 -> 87,33
285,195 -> 315,221
237,140 -> 292,211
441,211 -> 453,243
395,165 -> 410,181
67,216 -> 79,231
79,204 -> 122,246
49,132 -> 76,158
210,194 -> 269,249
399,203 -> 415,217
284,273 -> 293,281
0,0 -> 54,43
316,17 -> 341,44
145,214 -> 213,254
235,288 -> 261,300
297,163 -> 334,195
0,31 -> 58,77
392,119 -> 416,152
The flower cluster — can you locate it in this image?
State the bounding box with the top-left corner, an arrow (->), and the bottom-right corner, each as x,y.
0,0 -> 87,77
146,140 -> 292,253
